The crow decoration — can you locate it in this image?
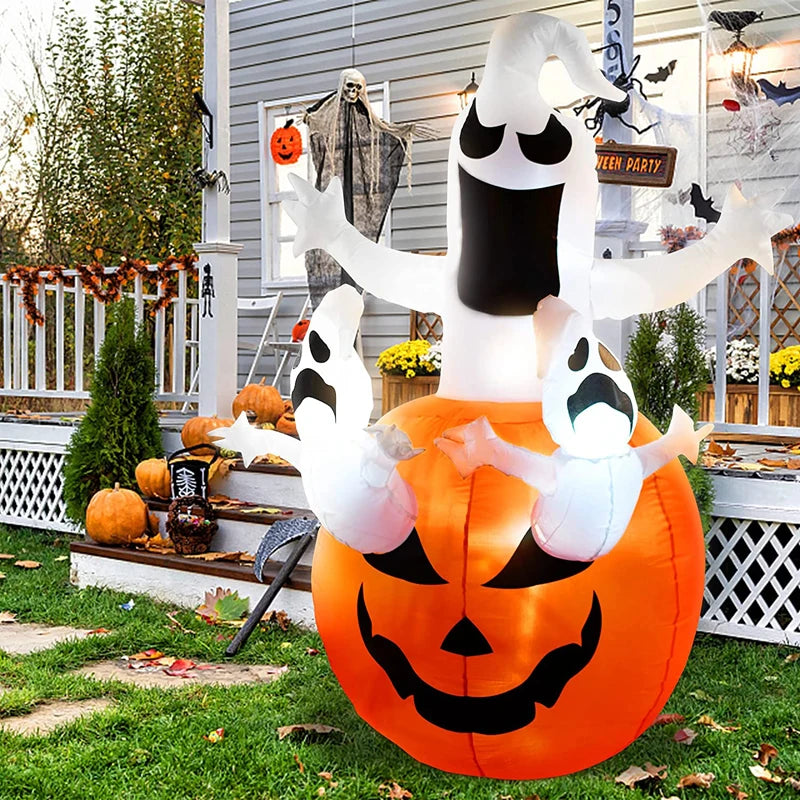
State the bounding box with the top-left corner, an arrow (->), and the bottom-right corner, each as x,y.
708,9 -> 763,32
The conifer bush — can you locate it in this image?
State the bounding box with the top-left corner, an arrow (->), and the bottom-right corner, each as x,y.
625,303 -> 714,531
63,300 -> 163,524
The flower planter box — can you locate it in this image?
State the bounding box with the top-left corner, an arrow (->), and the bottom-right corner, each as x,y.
381,375 -> 439,415
698,383 -> 800,427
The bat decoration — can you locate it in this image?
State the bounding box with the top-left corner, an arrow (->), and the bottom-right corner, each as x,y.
689,183 -> 721,224
758,79 -> 800,107
645,60 -> 677,83
708,10 -> 763,32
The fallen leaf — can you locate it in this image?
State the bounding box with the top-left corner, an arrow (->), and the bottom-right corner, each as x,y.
14,560 -> 41,569
305,648 -> 320,656
0,611 -> 17,623
787,726 -> 800,737
726,785 -> 748,799
196,587 -> 248,623
689,689 -> 715,702
241,506 -> 292,515
614,764 -> 665,788
784,776 -> 800,791
164,658 -> 196,676
786,653 -> 800,663
789,459 -> 800,470
749,765 -> 782,783
203,727 -> 225,743
0,554 -> 15,560
262,609 -> 291,631
277,723 -> 343,741
293,754 -> 304,773
318,772 -> 333,781
677,772 -> 715,789
129,649 -> 165,661
316,789 -> 325,797
86,627 -> 111,635
708,440 -> 736,456
674,728 -> 698,744
0,573 -> 5,581
698,714 -> 740,732
729,462 -> 768,471
184,551 -> 245,562
759,458 -> 788,468
379,782 -> 413,799
754,743 -> 779,766
54,555 -> 68,562
653,712 -> 686,725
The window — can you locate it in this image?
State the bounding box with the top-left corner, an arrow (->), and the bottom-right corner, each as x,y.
259,83 -> 389,289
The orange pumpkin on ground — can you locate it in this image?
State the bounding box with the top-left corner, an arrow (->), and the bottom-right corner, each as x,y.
135,458 -> 171,499
181,415 -> 234,449
270,119 -> 302,165
232,379 -> 283,424
85,483 -> 149,546
312,394 -> 704,779
276,411 -> 297,436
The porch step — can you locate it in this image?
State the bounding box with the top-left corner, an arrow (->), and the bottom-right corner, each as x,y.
69,541 -> 316,628
211,462 -> 308,510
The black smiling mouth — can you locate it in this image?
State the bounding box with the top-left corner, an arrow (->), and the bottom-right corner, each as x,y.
457,165 -> 563,316
357,586 -> 602,735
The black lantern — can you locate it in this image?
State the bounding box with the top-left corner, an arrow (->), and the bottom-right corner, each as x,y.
458,71 -> 480,109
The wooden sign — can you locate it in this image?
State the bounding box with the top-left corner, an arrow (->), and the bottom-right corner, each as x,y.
595,142 -> 677,188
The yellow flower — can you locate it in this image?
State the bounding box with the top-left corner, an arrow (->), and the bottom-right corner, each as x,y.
783,379 -> 791,388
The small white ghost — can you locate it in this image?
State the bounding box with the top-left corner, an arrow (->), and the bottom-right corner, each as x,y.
210,285 -> 422,554
434,295 -> 713,561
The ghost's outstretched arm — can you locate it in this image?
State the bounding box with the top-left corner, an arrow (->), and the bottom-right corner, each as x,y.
435,417 -> 557,494
284,174 -> 446,313
636,406 -> 713,479
591,186 -> 793,319
209,414 -> 303,469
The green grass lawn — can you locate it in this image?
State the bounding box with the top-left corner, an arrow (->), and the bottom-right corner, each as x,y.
1,525 -> 800,800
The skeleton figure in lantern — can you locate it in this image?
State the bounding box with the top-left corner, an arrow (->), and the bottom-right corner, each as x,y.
302,68 -> 418,309
211,285 -> 421,554
435,295 -> 713,562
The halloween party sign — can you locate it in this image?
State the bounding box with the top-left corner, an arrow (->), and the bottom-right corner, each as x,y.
595,141 -> 677,187
217,9 -> 791,781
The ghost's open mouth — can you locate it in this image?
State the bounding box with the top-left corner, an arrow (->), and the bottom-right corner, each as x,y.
456,165 -> 563,316
567,373 -> 634,429
357,585 -> 601,735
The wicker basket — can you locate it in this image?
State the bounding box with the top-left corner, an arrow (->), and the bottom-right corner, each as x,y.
166,495 -> 218,555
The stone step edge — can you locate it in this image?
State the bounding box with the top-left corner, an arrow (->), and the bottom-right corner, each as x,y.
70,541 -> 313,593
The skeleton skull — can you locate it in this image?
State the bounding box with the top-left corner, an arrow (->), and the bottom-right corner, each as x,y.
340,68 -> 366,103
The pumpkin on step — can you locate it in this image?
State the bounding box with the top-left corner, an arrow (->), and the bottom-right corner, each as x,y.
181,415 -> 234,449
276,411 -> 297,436
85,483 -> 148,546
232,379 -> 283,424
135,458 -> 171,499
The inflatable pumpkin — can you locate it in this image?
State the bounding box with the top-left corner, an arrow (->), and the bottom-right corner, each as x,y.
270,119 -> 302,165
312,394 -> 704,779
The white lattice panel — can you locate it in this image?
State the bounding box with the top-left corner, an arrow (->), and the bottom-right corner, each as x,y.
699,515 -> 800,646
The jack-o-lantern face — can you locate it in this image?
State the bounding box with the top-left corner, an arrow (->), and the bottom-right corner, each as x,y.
270,119 -> 302,165
312,394 -> 705,779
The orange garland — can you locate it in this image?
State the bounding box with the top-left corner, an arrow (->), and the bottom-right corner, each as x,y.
1,255 -> 198,326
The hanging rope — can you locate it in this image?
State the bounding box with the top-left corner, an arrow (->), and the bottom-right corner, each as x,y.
350,0 -> 356,68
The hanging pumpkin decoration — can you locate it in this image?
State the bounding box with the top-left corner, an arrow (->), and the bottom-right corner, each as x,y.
312,394 -> 704,780
292,318 -> 310,342
276,410 -> 297,436
270,118 -> 303,165
135,458 -> 171,499
181,415 -> 234,449
232,378 -> 284,424
85,483 -> 149,546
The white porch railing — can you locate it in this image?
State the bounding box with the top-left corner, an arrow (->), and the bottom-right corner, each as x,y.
0,265 -> 200,404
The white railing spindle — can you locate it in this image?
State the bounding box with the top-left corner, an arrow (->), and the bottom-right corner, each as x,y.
74,284 -> 85,394
3,281 -> 11,390
134,274 -> 144,325
154,287 -> 166,395
55,283 -> 65,392
172,270 -> 187,395
93,298 -> 105,361
34,282 -> 46,390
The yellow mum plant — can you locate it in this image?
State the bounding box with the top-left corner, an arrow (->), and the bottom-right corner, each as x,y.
376,340 -> 439,379
770,345 -> 800,390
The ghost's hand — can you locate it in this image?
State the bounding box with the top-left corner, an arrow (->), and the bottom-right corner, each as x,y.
366,424 -> 424,463
284,174 -> 349,257
435,416 -> 498,478
717,185 -> 793,276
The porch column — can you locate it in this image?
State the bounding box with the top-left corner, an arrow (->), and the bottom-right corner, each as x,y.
197,0 -> 241,416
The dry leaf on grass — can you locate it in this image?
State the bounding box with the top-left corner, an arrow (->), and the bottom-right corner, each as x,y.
674,727 -> 698,744
164,658 -> 196,677
379,782 -> 412,799
0,554 -> 15,560
698,714 -> 740,732
754,743 -> 779,766
293,754 -> 304,773
277,723 -> 342,741
726,785 -> 748,799
677,772 -> 715,789
262,610 -> 291,631
203,727 -> 225,743
785,653 -> 800,663
0,611 -> 17,623
653,712 -> 686,725
305,647 -> 320,656
14,560 -> 41,569
784,776 -> 800,791
614,763 -> 666,788
54,555 -> 68,562
0,573 -> 5,581
689,689 -> 715,701
129,648 -> 164,661
749,765 -> 782,783
86,627 -> 111,635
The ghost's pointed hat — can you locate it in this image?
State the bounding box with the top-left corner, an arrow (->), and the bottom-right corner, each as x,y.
475,13 -> 625,129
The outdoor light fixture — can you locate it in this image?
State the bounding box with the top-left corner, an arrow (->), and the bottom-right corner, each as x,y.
724,34 -> 758,97
457,71 -> 479,109
193,90 -> 214,149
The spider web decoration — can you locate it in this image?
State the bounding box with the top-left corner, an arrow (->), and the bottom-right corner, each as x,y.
725,99 -> 781,160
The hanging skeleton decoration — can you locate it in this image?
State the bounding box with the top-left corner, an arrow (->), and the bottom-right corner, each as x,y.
201,263 -> 215,318
302,68 -> 420,310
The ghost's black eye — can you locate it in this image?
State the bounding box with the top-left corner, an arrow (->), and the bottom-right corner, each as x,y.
364,528 -> 446,585
568,338 -> 589,372
309,330 -> 330,363
460,100 -> 505,159
517,115 -> 572,165
483,529 -> 592,589
598,343 -> 621,371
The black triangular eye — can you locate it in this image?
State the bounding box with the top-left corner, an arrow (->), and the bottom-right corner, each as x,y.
460,100 -> 505,159
483,529 -> 592,589
364,528 -> 446,585
517,115 -> 572,165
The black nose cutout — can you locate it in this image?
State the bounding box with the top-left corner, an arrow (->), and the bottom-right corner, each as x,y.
441,616 -> 493,656
460,100 -> 505,159
517,114 -> 572,165
568,338 -> 589,372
